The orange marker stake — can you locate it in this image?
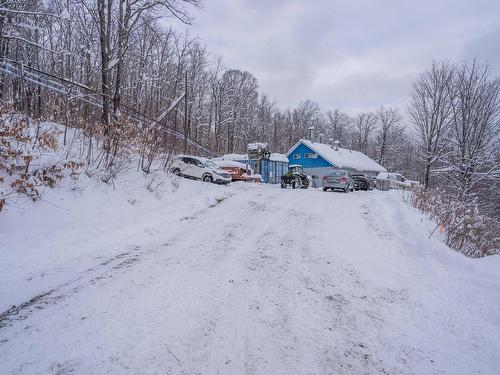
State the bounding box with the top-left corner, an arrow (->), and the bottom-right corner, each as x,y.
439,224 -> 445,234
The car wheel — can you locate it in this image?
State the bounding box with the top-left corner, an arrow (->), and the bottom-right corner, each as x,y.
344,188 -> 349,193
202,175 -> 213,183
323,187 -> 327,192
172,168 -> 181,175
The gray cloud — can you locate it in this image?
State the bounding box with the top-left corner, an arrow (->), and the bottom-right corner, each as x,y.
172,0 -> 500,114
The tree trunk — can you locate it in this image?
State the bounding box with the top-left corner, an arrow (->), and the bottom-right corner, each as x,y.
424,158 -> 431,189
98,0 -> 112,143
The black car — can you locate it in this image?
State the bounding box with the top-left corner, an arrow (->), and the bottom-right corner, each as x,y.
350,174 -> 370,191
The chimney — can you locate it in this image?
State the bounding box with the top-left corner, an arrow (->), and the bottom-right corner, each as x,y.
319,133 -> 325,143
334,140 -> 340,151
308,127 -> 315,142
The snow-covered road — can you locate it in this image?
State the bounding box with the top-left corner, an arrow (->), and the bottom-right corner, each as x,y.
1,181 -> 499,374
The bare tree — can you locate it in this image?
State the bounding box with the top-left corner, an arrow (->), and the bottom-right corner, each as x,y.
352,112 -> 377,154
446,60 -> 500,201
217,69 -> 258,153
375,106 -> 402,167
408,60 -> 454,188
324,109 -> 350,146
94,0 -> 200,153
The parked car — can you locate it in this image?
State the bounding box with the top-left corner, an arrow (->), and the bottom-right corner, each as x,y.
322,169 -> 355,192
376,172 -> 419,190
350,173 -> 370,191
171,155 -> 231,184
213,160 -> 262,183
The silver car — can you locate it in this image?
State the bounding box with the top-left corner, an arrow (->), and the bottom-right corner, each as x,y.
322,169 -> 354,192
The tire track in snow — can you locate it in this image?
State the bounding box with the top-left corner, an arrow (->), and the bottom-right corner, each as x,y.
179,189 -> 385,374
0,247 -> 143,331
0,188 -> 451,374
0,193 -> 233,333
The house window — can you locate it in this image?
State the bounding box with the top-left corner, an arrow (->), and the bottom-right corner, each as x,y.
304,153 -> 318,159
293,154 -> 301,159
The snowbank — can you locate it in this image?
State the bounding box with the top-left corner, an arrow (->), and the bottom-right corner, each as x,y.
0,168 -> 231,312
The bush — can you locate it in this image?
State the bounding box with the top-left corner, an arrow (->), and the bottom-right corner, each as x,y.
0,113 -> 83,212
410,188 -> 500,257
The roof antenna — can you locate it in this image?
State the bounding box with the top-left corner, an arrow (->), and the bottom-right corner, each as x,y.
319,133 -> 324,143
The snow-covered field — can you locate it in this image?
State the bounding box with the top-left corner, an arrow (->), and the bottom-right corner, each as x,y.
1,177 -> 499,374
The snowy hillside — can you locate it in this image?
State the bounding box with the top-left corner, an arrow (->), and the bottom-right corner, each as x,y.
0,179 -> 499,374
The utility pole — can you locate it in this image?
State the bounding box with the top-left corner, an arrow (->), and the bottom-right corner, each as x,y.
183,69 -> 188,154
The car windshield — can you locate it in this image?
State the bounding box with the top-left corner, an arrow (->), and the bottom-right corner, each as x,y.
328,170 -> 346,177
204,160 -> 217,168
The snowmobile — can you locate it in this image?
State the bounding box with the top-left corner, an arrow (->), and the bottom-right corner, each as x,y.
281,165 -> 310,189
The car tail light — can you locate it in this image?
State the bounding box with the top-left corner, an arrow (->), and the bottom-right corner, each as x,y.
323,176 -> 327,181
340,177 -> 347,183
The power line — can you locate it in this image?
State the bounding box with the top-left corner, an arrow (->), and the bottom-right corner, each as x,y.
0,59 -> 214,156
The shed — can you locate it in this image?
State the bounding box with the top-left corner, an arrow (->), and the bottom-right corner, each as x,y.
286,139 -> 386,187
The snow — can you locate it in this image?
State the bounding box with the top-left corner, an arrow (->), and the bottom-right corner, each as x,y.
156,93 -> 185,123
0,179 -> 499,374
290,139 -> 387,172
215,153 -> 248,161
247,142 -> 268,150
214,153 -> 288,163
0,172 -> 231,314
269,153 -> 289,163
60,9 -> 70,20
213,159 -> 249,169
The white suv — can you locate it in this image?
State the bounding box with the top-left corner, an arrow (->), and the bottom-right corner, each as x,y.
170,155 -> 231,185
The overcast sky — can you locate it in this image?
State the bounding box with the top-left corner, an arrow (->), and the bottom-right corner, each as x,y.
172,0 -> 500,114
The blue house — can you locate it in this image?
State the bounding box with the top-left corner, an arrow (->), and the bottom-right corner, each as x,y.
287,139 -> 386,187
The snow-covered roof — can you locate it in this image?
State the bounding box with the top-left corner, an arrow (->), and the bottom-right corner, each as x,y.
288,139 -> 386,173
215,153 -> 288,163
269,153 -> 288,163
215,153 -> 249,161
213,159 -> 249,169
